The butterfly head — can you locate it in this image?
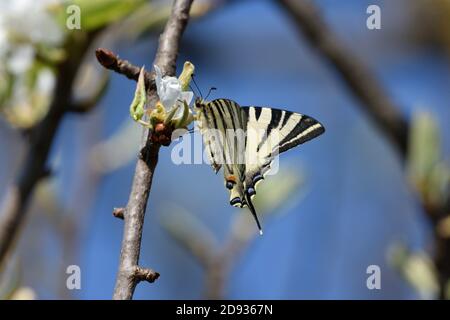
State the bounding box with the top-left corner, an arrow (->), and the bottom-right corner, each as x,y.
194,97 -> 207,110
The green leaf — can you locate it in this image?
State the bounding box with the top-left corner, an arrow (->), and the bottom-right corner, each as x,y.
0,72 -> 15,108
178,61 -> 195,91
427,162 -> 450,207
114,3 -> 170,41
164,104 -> 180,126
129,67 -> 146,122
79,0 -> 147,31
149,102 -> 166,127
173,100 -> 193,129
407,111 -> 441,191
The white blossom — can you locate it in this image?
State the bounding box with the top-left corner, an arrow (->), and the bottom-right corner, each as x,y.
154,65 -> 193,117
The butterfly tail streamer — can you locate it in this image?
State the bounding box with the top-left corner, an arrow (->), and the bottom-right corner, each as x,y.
245,194 -> 263,235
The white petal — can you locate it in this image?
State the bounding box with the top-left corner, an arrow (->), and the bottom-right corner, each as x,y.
180,91 -> 194,106
161,78 -> 181,108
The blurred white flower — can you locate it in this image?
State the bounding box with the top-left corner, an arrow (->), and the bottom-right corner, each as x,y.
0,0 -> 61,127
154,65 -> 193,116
36,68 -> 56,95
0,0 -> 63,48
4,67 -> 55,127
6,44 -> 34,75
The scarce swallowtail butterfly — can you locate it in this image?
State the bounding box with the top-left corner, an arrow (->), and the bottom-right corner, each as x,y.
194,98 -> 325,235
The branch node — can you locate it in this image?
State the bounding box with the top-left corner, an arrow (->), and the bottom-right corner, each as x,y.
113,207 -> 125,220
134,266 -> 160,283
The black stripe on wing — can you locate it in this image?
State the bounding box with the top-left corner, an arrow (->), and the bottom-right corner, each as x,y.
260,108 -> 283,151
201,104 -> 223,172
241,106 -> 325,155
278,114 -> 325,153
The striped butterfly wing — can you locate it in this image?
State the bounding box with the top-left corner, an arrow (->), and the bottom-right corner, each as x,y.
196,102 -> 223,173
195,98 -> 325,234
196,99 -> 248,207
241,106 -> 324,233
242,106 -> 325,194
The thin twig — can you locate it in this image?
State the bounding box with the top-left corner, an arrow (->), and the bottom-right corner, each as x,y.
111,0 -> 194,300
204,236 -> 246,299
277,0 -> 409,155
0,34 -> 95,272
95,48 -> 155,90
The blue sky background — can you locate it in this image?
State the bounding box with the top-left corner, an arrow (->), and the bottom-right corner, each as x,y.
1,0 -> 449,299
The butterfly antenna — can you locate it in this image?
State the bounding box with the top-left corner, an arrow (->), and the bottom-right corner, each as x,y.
245,194 -> 263,235
189,84 -> 199,99
205,87 -> 217,100
191,74 -> 203,99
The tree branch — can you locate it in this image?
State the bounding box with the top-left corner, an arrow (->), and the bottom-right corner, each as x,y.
204,236 -> 246,299
0,35 -> 94,271
111,0 -> 194,300
95,48 -> 155,90
277,0 -> 409,155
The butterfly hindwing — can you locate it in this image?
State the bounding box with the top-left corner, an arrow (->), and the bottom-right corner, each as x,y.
196,103 -> 223,173
196,99 -> 248,207
242,106 -> 325,192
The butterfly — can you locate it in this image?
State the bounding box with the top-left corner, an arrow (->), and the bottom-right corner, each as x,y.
194,98 -> 325,234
